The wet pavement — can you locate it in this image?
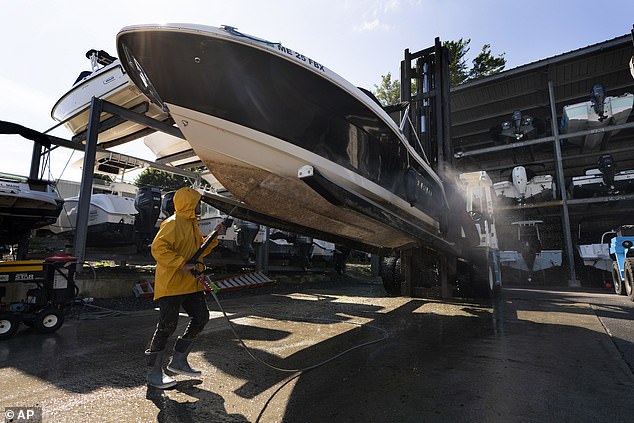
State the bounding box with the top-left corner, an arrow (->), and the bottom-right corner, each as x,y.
1,275 -> 633,422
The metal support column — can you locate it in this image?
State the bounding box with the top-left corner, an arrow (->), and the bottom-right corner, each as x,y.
73,97 -> 101,271
29,142 -> 42,180
548,81 -> 579,287
256,226 -> 270,272
438,39 -> 453,174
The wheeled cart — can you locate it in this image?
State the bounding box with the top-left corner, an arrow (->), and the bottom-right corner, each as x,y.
0,253 -> 78,340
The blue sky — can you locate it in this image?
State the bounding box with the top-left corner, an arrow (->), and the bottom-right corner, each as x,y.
1,0 -> 632,182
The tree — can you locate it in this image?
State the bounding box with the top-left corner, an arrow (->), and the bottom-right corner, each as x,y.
373,72 -> 401,106
443,38 -> 505,84
134,168 -> 191,191
373,39 -> 506,100
469,43 -> 506,81
444,38 -> 471,86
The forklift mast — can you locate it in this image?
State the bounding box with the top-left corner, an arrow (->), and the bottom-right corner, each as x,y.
400,38 -> 452,177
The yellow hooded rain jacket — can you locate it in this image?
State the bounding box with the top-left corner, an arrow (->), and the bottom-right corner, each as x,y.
151,187 -> 218,300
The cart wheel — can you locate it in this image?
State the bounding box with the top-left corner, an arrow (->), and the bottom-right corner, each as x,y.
34,308 -> 65,334
0,313 -> 19,340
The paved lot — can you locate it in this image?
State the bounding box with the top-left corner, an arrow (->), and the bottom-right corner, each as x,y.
1,275 -> 633,422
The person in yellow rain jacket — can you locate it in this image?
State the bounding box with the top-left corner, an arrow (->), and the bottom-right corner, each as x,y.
145,186 -> 226,389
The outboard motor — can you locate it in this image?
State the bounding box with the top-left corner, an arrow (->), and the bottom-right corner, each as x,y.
511,166 -> 529,200
293,235 -> 314,269
598,154 -> 616,190
134,186 -> 162,253
499,111 -> 535,141
511,110 -> 523,138
236,221 -> 260,265
161,191 -> 176,217
519,226 -> 541,279
590,83 -> 607,121
513,221 -> 543,283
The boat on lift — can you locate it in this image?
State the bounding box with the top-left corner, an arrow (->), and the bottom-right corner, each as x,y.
493,166 -> 555,204
561,84 -> 634,152
490,110 -> 544,144
51,49 -> 170,144
0,173 -> 63,247
577,230 -> 616,274
499,220 -> 562,283
46,178 -> 161,249
569,154 -> 634,198
116,24 -> 453,252
143,132 -> 223,190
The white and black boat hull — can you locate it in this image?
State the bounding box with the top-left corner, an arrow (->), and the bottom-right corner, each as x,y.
116,24 -> 449,251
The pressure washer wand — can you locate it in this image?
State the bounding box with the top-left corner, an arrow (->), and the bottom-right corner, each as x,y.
187,216 -> 233,293
187,216 -> 233,265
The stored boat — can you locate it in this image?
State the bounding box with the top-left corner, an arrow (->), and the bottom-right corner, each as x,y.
51,49 -> 170,143
47,183 -> 161,248
499,220 -> 561,282
116,24 -> 450,251
490,111 -> 544,144
493,166 -> 555,204
143,132 -> 223,190
577,230 -> 616,273
561,84 -> 633,151
0,173 -> 63,245
569,154 -> 634,198
49,193 -> 137,245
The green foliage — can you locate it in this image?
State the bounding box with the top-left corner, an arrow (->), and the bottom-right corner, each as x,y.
444,38 -> 505,85
443,38 -> 471,86
469,43 -> 506,80
374,72 -> 401,106
374,39 -> 506,96
134,168 -> 190,191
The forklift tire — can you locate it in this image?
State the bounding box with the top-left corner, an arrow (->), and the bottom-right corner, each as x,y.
380,256 -> 403,296
473,264 -> 494,299
34,308 -> 65,334
0,313 -> 19,340
612,261 -> 624,295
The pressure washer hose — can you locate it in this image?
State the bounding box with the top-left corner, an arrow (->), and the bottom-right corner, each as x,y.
208,289 -> 389,373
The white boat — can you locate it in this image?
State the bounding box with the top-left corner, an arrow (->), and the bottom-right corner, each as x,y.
312,239 -> 336,261
143,132 -> 224,190
499,220 -> 561,282
144,132 -> 196,167
51,49 -> 170,143
493,166 -> 555,204
577,230 -> 615,273
561,84 -> 633,151
116,24 -> 452,252
49,193 -> 137,246
46,182 -> 161,248
499,250 -> 562,272
0,173 -> 63,245
569,154 -> 634,198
